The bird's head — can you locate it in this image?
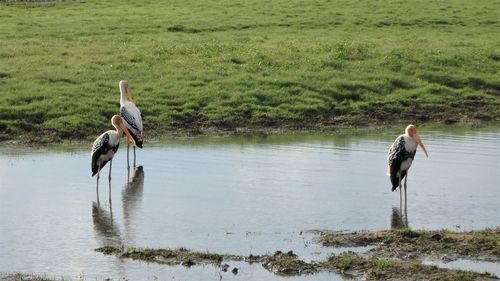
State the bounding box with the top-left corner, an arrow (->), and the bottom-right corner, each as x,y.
119,80 -> 133,101
111,115 -> 136,146
405,124 -> 428,157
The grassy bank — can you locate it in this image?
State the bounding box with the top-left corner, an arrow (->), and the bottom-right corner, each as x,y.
0,0 -> 499,142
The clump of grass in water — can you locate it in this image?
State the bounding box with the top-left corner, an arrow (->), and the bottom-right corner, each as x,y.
261,251 -> 316,275
319,228 -> 500,260
321,251 -> 367,273
95,246 -> 223,266
321,252 -> 497,280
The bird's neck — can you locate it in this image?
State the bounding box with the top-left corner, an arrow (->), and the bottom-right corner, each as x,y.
114,124 -> 124,138
120,89 -> 128,104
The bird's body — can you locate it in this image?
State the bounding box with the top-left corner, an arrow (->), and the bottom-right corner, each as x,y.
388,134 -> 418,190
119,80 -> 143,167
387,125 -> 428,196
120,101 -> 143,148
91,115 -> 135,184
91,129 -> 121,176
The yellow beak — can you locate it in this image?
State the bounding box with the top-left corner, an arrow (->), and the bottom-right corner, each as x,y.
415,134 -> 429,158
119,123 -> 136,146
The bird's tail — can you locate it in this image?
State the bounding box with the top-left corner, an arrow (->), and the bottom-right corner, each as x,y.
91,162 -> 98,177
131,133 -> 143,149
391,171 -> 407,191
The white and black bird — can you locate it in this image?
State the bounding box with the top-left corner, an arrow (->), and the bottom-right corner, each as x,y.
387,124 -> 428,199
91,115 -> 136,185
119,80 -> 143,167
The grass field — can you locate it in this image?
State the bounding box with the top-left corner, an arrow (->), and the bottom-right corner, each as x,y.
0,0 -> 499,141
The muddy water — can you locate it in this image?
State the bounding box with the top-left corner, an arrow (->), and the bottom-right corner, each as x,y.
0,127 -> 498,280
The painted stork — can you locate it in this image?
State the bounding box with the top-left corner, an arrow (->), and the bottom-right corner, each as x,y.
119,80 -> 144,168
387,124 -> 429,201
91,115 -> 136,185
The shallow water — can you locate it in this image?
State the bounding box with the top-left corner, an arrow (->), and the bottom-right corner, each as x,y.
423,258 -> 500,277
0,127 -> 498,280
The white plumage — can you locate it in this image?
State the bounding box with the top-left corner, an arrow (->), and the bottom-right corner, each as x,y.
119,80 -> 144,167
387,125 -> 428,200
91,115 -> 135,183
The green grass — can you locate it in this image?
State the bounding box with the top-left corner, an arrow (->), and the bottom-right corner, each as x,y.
321,252 -> 497,280
95,246 -> 223,266
0,0 -> 499,141
319,228 -> 500,259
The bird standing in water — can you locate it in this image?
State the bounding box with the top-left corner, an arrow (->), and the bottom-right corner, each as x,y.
119,80 -> 144,168
387,124 -> 429,202
91,115 -> 136,186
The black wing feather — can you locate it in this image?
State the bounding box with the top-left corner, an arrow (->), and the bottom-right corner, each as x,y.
120,106 -> 140,131
120,106 -> 143,148
388,136 -> 406,191
91,133 -> 110,176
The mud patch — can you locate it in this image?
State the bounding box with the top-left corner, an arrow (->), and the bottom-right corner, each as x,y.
0,274 -> 55,281
318,228 -> 500,262
261,251 -> 316,275
94,242 -> 499,280
95,246 -> 223,267
320,252 -> 498,281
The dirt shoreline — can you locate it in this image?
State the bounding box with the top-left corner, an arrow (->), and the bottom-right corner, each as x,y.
1,120 -> 498,145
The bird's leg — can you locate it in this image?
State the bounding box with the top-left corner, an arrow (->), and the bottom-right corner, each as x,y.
96,164 -> 101,190
133,146 -> 136,167
398,173 -> 402,203
404,171 -> 408,206
403,196 -> 408,228
108,178 -> 112,207
127,165 -> 130,181
108,159 -> 112,181
127,142 -> 130,169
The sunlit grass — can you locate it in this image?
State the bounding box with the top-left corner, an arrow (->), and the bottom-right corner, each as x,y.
0,0 -> 498,141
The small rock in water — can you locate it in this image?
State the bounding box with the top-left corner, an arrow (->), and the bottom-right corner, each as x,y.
182,260 -> 195,267
221,263 -> 230,272
442,254 -> 453,262
231,267 -> 238,274
247,254 -> 262,263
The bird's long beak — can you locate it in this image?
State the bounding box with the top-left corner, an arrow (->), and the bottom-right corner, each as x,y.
126,86 -> 133,101
119,123 -> 136,146
415,134 -> 428,158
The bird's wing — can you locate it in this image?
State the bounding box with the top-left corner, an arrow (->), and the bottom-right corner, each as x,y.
91,133 -> 110,175
120,104 -> 143,133
387,135 -> 405,189
121,103 -> 144,147
387,135 -> 405,167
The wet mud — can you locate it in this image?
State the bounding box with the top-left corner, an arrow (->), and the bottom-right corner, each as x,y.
318,228 -> 500,262
95,246 -> 223,267
93,228 -> 499,281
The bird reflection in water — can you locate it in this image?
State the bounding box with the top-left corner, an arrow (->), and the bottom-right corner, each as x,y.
391,201 -> 409,229
122,166 -> 145,244
92,182 -> 122,246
